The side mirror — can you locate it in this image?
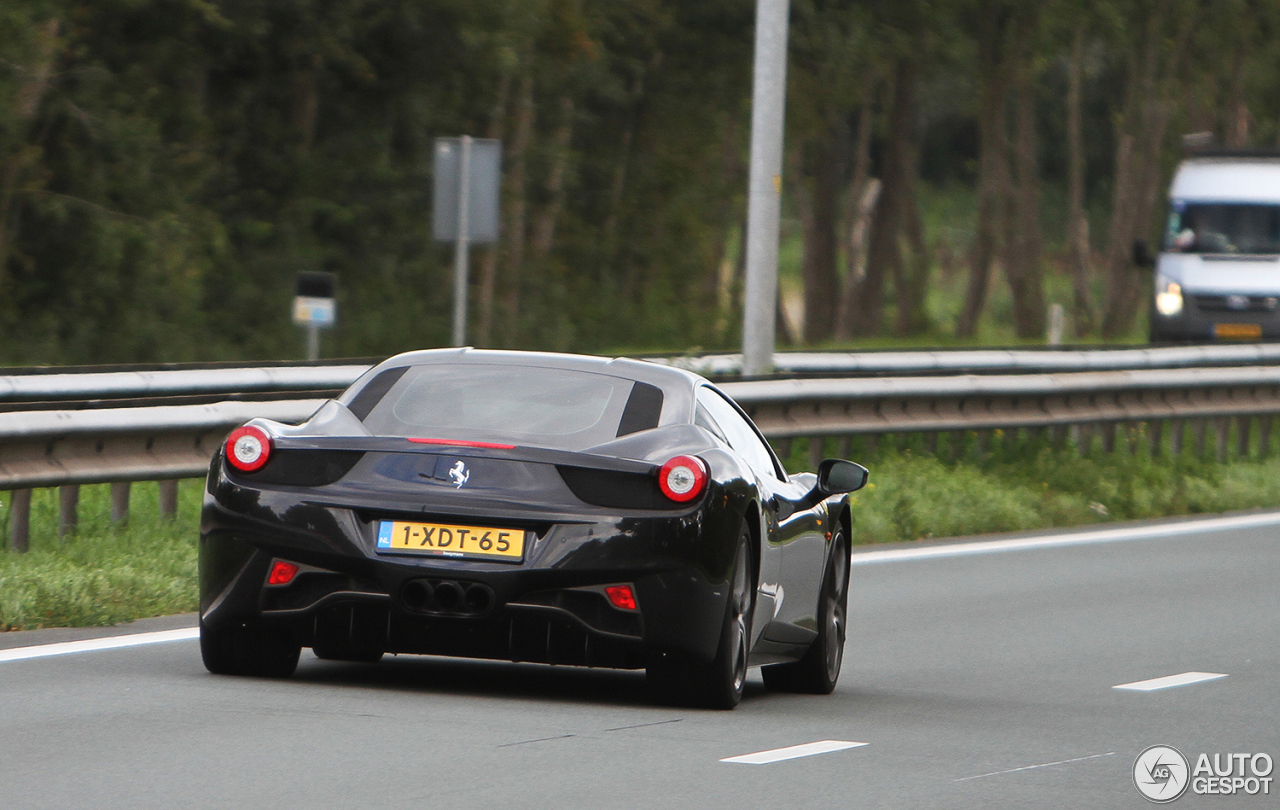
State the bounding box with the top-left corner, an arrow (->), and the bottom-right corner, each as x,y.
816,459 -> 869,495
1132,239 -> 1156,268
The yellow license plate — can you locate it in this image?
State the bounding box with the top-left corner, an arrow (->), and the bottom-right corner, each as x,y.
1214,323 -> 1262,339
376,520 -> 525,562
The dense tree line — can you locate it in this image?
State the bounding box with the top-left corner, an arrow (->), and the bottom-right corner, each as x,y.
1,0 -> 1279,364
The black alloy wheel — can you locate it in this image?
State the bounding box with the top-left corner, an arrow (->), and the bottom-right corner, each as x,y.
200,617 -> 301,678
647,529 -> 754,710
761,528 -> 848,694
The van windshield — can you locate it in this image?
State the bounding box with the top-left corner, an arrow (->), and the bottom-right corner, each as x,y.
1165,202 -> 1280,255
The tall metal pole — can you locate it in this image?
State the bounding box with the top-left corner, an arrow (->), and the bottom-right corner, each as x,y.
452,135 -> 473,347
742,0 -> 790,377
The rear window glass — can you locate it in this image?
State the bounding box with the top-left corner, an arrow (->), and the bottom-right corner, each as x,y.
357,363 -> 658,450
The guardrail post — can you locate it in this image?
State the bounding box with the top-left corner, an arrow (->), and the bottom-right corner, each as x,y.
1193,419 -> 1208,458
159,480 -> 179,519
110,482 -> 130,526
9,489 -> 31,553
837,436 -> 852,462
1215,417 -> 1229,462
1170,419 -> 1184,456
1260,416 -> 1273,458
58,485 -> 79,538
1148,420 -> 1164,457
808,437 -> 824,470
1236,416 -> 1252,458
1101,423 -> 1116,454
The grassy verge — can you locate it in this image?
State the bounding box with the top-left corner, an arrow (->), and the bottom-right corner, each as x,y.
783,434 -> 1280,545
5,439 -> 1280,630
0,482 -> 201,631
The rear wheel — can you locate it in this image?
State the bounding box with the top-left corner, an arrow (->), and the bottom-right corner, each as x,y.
200,617 -> 301,678
648,531 -> 754,710
762,529 -> 848,694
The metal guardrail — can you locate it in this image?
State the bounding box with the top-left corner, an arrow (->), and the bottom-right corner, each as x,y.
660,343 -> 1280,377
5,343 -> 1280,409
0,400 -> 325,490
0,365 -> 366,408
722,366 -> 1280,436
8,353 -> 1280,551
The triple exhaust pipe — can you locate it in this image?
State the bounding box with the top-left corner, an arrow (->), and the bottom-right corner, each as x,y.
400,578 -> 495,616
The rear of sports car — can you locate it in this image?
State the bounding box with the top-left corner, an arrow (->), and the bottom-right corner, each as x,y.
199,351 -> 747,680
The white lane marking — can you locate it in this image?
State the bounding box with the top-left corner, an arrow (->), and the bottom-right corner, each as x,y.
849,510 -> 1280,566
954,752 -> 1115,782
720,740 -> 867,765
0,627 -> 199,663
1113,671 -> 1228,691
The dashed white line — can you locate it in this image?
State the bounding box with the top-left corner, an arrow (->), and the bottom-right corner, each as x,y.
1113,671 -> 1228,691
954,752 -> 1115,782
849,510 -> 1280,565
0,627 -> 199,663
720,740 -> 867,765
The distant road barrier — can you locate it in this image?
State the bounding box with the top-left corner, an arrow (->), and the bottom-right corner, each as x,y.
6,350 -> 1280,550
660,343 -> 1280,377
723,366 -> 1280,470
0,364 -> 366,409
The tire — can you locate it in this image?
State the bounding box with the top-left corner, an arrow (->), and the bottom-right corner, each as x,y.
200,617 -> 301,678
762,529 -> 848,695
648,531 -> 754,710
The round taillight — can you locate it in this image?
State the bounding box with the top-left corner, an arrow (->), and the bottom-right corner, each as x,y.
226,425 -> 272,473
658,455 -> 707,503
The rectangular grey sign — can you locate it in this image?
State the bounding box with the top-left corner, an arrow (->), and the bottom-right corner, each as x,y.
432,137 -> 502,244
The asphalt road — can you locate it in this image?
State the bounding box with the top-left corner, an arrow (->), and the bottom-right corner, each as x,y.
2,512 -> 1278,809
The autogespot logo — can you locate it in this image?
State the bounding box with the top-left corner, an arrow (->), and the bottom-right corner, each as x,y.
1134,745 -> 1190,803
1134,746 -> 1274,802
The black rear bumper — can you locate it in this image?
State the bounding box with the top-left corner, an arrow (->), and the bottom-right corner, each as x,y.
199,503 -> 735,668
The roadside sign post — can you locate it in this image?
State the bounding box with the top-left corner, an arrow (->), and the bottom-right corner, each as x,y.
453,136 -> 472,348
293,271 -> 337,361
433,137 -> 501,347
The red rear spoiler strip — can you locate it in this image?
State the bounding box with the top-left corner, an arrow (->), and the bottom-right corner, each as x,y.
407,437 -> 517,450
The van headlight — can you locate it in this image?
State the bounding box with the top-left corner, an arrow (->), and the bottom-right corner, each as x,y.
1155,278 -> 1183,316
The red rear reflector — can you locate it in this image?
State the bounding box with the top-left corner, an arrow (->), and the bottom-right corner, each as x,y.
605,585 -> 637,611
407,437 -> 516,450
658,455 -> 708,502
267,560 -> 299,586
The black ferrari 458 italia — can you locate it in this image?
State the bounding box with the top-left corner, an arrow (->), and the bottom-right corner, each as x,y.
200,348 -> 868,708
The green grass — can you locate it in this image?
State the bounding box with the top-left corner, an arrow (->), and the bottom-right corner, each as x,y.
0,482 -> 201,631
783,434 -> 1280,545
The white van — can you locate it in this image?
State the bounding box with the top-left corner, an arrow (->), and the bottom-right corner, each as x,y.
1147,153 -> 1280,342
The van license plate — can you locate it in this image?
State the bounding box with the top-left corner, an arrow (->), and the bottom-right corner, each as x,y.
1214,323 -> 1262,339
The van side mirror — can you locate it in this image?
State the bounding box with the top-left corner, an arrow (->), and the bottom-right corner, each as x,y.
816,459 -> 869,495
1132,239 -> 1156,268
